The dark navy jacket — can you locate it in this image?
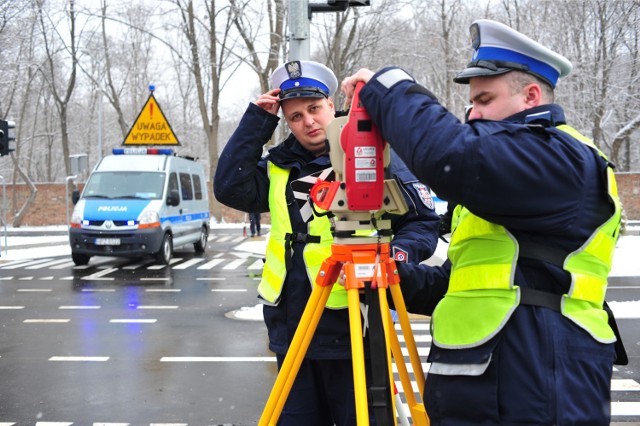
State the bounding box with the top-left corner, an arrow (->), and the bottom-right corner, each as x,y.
214,102 -> 441,358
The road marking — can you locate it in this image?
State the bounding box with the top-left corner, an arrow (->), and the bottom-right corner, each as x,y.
0,276 -> 13,280
49,356 -> 110,361
223,259 -> 247,269
41,276 -> 54,280
139,277 -> 171,281
612,401 -> 640,415
35,422 -> 73,426
1,258 -> 53,269
50,261 -> 76,269
197,277 -> 225,281
122,260 -> 155,270
93,423 -> 130,426
17,288 -> 51,292
172,258 -> 205,270
247,259 -> 264,270
137,305 -> 178,309
59,306 -> 101,310
26,258 -> 72,269
24,319 -> 70,323
145,289 -> 181,292
82,267 -> 118,280
197,258 -> 224,270
18,277 -> 34,281
0,258 -> 35,268
81,288 -> 115,292
160,356 -> 276,362
149,423 -> 187,426
0,306 -> 24,309
147,257 -> 183,270
149,423 -> 188,426
611,379 -> 640,391
110,319 -> 157,323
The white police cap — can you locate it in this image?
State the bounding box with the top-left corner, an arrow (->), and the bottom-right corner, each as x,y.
270,60 -> 338,100
454,19 -> 572,88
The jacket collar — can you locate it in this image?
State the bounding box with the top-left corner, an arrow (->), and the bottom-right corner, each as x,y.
504,104 -> 566,127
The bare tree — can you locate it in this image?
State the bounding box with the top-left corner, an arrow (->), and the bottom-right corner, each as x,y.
168,0 -> 240,221
229,0 -> 286,95
36,0 -> 79,178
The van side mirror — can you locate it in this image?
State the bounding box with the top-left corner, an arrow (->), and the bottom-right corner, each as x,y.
72,189 -> 80,205
167,189 -> 180,206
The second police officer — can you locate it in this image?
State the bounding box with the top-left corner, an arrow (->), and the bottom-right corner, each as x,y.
341,20 -> 625,425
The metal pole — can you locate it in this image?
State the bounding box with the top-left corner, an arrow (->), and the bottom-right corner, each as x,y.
65,175 -> 77,236
288,0 -> 310,61
0,175 -> 6,255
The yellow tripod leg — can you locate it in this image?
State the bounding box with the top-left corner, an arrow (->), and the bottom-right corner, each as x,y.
259,283 -> 333,426
347,281 -> 370,426
377,286 -> 398,426
390,284 -> 426,394
389,284 -> 429,426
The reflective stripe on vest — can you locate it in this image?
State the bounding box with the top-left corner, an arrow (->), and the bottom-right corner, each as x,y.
257,163 -> 348,309
432,125 -> 620,349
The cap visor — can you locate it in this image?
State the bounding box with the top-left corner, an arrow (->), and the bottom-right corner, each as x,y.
279,89 -> 327,100
453,66 -> 512,84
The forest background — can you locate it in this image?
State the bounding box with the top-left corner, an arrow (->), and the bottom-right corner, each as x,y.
0,0 -> 639,223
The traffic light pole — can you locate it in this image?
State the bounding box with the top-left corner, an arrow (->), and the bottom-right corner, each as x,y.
288,0 -> 370,61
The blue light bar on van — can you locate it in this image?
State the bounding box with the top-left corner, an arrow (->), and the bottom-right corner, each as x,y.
112,148 -> 174,155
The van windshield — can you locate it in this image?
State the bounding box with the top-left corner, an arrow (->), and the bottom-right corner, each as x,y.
82,171 -> 165,200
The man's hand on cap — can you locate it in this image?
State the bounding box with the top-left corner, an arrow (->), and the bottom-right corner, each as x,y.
254,88 -> 282,116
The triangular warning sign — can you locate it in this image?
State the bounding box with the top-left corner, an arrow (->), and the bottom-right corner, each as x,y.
123,92 -> 180,146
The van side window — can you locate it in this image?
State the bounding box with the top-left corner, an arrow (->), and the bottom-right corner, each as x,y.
193,174 -> 203,200
168,173 -> 179,197
179,172 -> 193,200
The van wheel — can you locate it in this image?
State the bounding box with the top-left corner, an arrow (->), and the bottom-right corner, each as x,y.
156,233 -> 173,265
194,226 -> 208,253
71,253 -> 91,266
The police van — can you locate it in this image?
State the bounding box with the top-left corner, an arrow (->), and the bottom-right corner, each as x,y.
69,148 -> 210,266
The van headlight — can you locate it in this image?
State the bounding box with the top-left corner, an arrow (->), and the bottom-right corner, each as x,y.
70,211 -> 83,228
138,211 -> 160,228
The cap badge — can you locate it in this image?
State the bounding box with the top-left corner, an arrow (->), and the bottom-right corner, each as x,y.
285,61 -> 302,79
470,23 -> 481,49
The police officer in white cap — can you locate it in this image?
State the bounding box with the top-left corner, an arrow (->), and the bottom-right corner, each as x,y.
214,60 -> 441,424
341,19 -> 624,425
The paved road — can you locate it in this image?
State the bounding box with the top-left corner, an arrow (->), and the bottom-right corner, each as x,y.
0,229 -> 638,425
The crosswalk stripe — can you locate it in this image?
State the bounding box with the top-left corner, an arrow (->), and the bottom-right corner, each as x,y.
223,259 -> 247,269
1,258 -> 53,269
25,258 -> 71,269
197,259 -> 224,269
50,261 -> 75,269
147,257 -> 183,270
172,258 -> 205,270
248,259 -> 264,270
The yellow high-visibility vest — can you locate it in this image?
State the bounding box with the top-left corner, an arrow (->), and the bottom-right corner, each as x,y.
431,125 -> 621,348
258,163 -> 348,309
